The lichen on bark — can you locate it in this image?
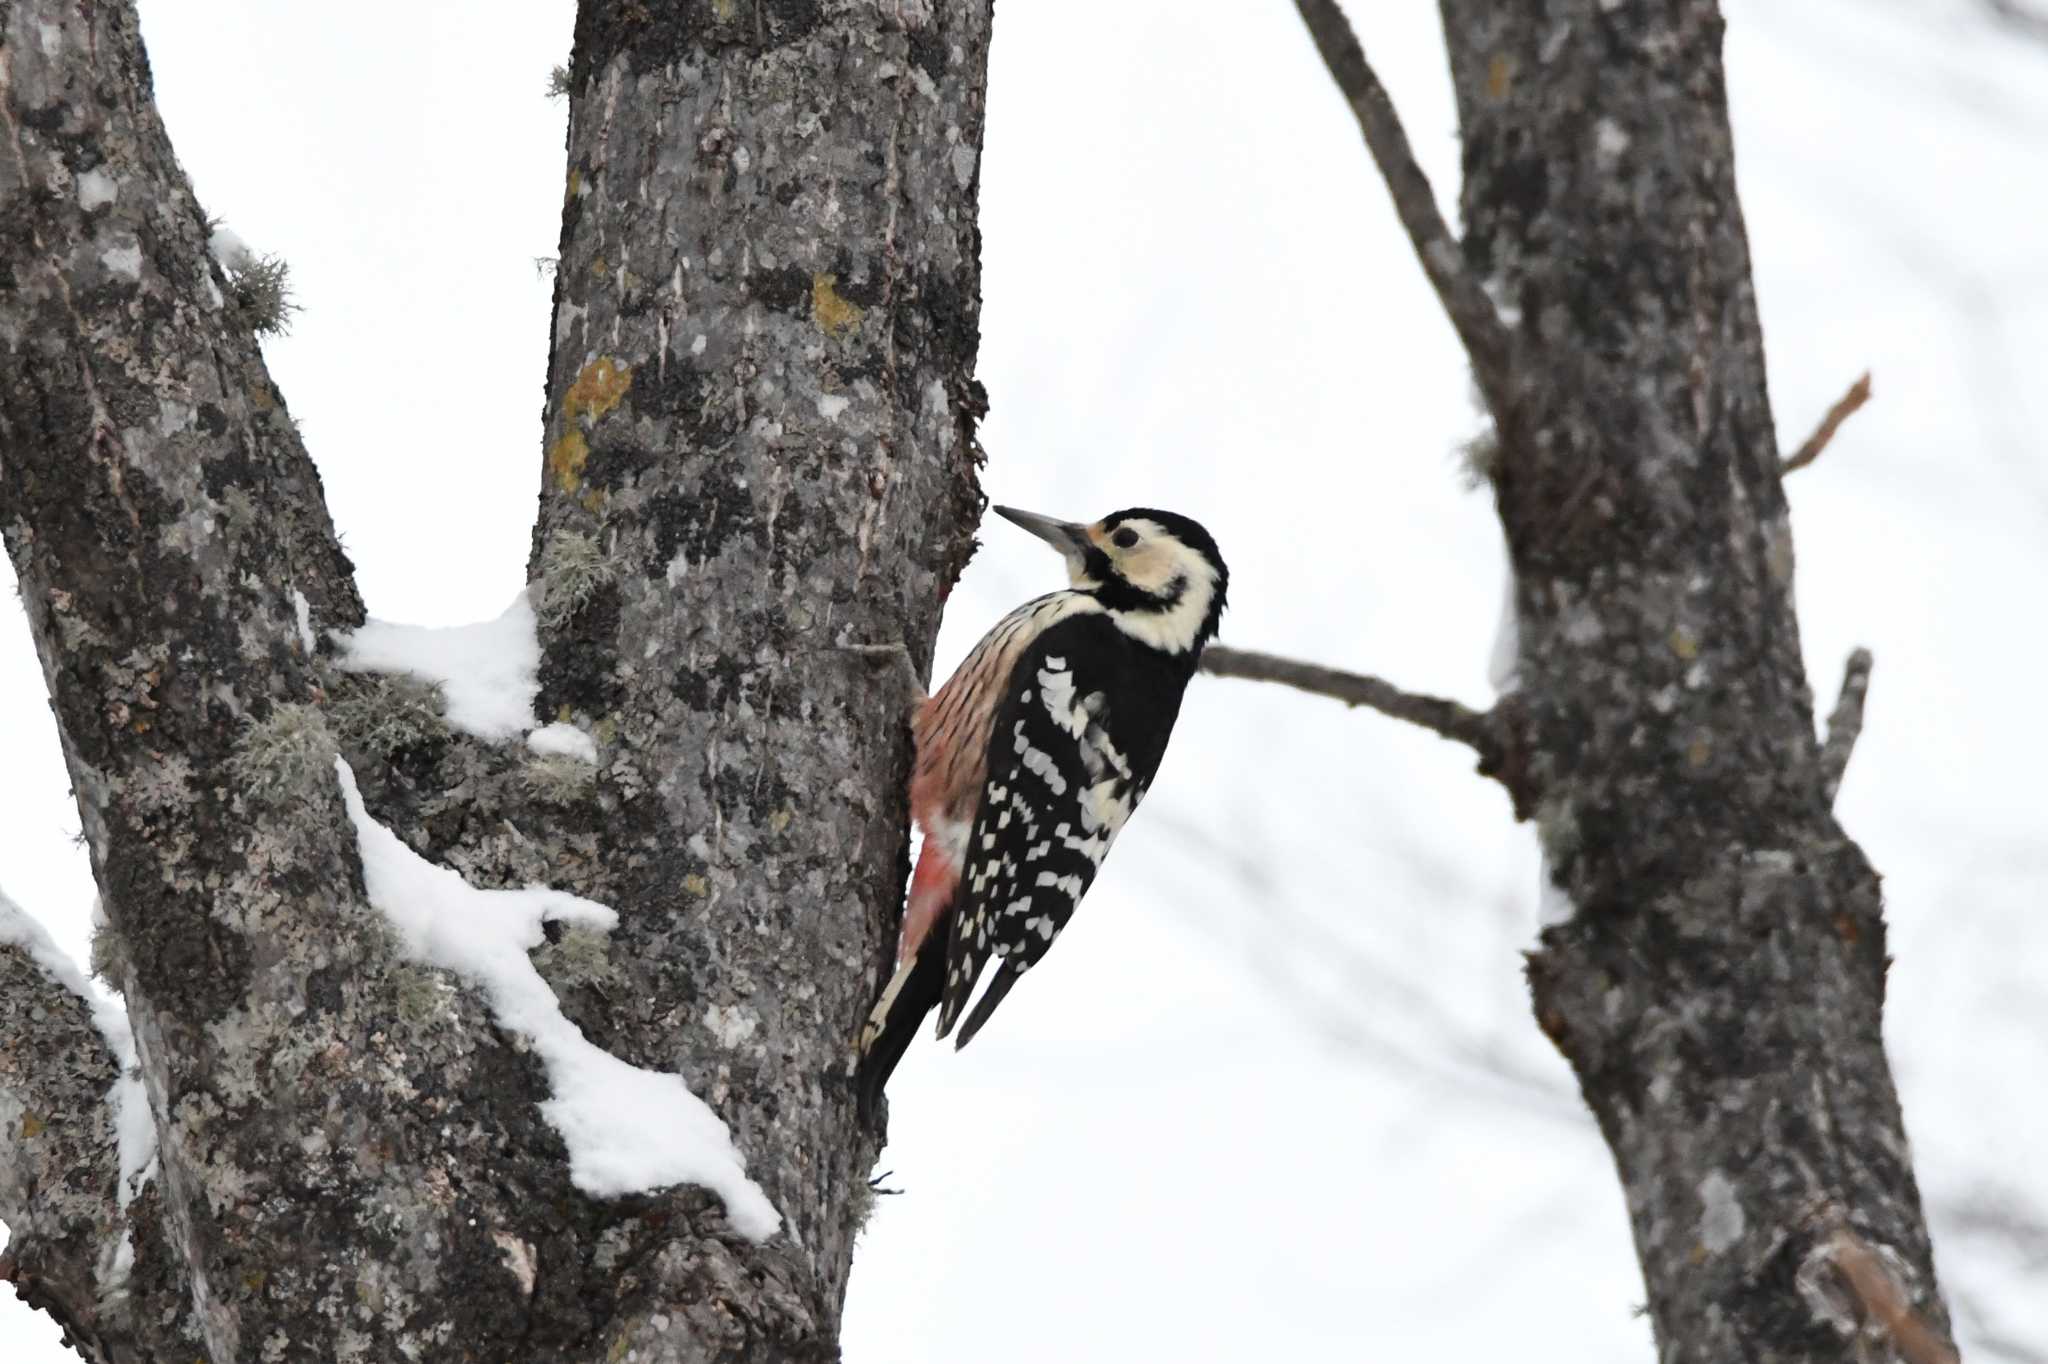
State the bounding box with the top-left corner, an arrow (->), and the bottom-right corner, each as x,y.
521,0 -> 992,1327
1432,1 -> 1953,1357
1,0 -> 994,1359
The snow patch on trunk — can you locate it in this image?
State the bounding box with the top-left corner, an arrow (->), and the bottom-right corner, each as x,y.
0,889 -> 160,1292
334,591 -> 540,740
334,761 -> 780,1240
526,722 -> 597,763
207,224 -> 255,274
291,589 -> 315,654
1488,572 -> 1520,694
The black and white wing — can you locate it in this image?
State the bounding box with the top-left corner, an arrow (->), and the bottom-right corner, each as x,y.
934,613 -> 1181,1046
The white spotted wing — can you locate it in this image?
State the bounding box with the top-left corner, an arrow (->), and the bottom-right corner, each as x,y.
936,613 -> 1182,1046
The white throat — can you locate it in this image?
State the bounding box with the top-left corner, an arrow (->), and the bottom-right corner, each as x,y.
1102,570 -> 1216,654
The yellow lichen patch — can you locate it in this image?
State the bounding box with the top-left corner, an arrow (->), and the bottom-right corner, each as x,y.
566,357 -> 633,423
713,0 -> 736,19
20,1112 -> 43,1139
549,431 -> 590,492
580,488 -> 607,513
1669,625 -> 1699,660
811,273 -> 862,337
769,809 -> 793,834
566,166 -> 582,203
683,873 -> 710,898
1687,737 -> 1712,768
1486,52 -> 1513,101
591,255 -> 608,278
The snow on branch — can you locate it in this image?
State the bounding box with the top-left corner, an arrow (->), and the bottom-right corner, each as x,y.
333,762 -> 781,1240
1782,371 -> 1873,475
1291,0 -> 1514,416
1818,648 -> 1874,805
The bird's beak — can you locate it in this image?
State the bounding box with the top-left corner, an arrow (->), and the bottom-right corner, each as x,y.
992,505 -> 1092,557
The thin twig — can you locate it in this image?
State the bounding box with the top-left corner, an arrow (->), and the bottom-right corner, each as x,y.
1828,1231 -> 1960,1364
1200,644 -> 1496,755
1818,648 -> 1874,804
1292,0 -> 1513,416
1782,371 -> 1873,474
1983,0 -> 2048,40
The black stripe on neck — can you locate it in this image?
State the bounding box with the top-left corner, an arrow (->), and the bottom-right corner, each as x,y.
1092,571 -> 1187,615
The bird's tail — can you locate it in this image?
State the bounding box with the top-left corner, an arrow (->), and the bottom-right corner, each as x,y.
950,957 -> 1024,1050
855,926 -> 947,1129
855,825 -> 959,1128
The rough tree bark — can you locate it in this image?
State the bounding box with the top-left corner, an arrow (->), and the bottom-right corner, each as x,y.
2,0 -> 1962,1357
0,0 -> 987,1359
1258,1 -> 1957,1360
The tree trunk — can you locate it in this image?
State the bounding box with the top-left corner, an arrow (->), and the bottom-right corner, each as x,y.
0,0 -> 989,1358
1435,1 -> 1955,1358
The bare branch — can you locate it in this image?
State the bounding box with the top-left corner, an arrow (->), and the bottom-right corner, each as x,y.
1291,0 -> 1513,415
1827,1230 -> 1961,1364
1983,0 -> 2048,41
1782,371 -> 1873,474
1819,648 -> 1874,804
1200,644 -> 1496,754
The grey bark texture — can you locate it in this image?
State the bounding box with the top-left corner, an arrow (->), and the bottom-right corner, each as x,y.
1258,0 -> 1957,1358
1431,1 -> 1949,1358
0,0 -> 988,1359
0,931 -> 127,1346
0,897 -> 197,1362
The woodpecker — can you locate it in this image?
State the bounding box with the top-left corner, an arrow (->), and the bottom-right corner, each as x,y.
856,504 -> 1228,1120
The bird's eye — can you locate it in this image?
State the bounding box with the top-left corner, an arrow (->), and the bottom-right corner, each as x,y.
1111,527 -> 1140,549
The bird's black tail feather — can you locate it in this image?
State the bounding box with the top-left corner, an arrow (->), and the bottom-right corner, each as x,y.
952,959 -> 1024,1051
855,929 -> 948,1130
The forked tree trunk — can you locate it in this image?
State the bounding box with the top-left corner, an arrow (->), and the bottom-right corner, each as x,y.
0,1 -> 988,1359
3,0 -> 1963,1359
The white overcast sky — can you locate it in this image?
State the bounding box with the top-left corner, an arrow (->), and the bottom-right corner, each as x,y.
5,1 -> 2045,1358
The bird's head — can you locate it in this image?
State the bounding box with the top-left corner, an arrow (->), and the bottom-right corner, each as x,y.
992,504 -> 1228,655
